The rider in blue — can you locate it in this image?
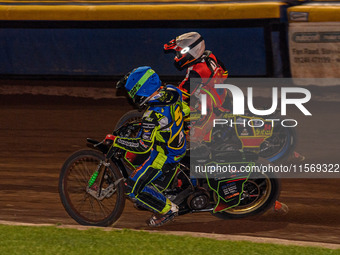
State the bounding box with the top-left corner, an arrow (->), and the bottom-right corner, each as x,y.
111,66 -> 188,227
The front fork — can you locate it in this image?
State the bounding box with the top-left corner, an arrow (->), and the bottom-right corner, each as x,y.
88,160 -> 110,188
86,146 -> 116,200
86,160 -> 114,200
88,144 -> 117,187
86,146 -> 122,200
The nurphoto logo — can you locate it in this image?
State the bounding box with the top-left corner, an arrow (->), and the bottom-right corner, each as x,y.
200,84 -> 312,127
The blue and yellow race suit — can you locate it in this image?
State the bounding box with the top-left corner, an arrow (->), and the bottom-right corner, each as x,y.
113,85 -> 189,213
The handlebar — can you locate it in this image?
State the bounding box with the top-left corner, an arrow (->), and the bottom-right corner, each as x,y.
113,121 -> 141,137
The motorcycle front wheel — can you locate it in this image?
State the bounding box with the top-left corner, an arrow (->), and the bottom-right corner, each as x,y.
59,149 -> 125,226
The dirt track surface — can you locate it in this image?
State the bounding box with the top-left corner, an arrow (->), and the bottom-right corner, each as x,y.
0,82 -> 339,246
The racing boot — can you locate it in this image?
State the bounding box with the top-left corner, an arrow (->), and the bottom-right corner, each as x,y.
147,200 -> 179,227
292,151 -> 305,162
274,200 -> 289,215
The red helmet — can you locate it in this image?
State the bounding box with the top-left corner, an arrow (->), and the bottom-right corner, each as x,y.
164,32 -> 205,71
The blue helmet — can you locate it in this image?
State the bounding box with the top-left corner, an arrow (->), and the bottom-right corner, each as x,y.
125,66 -> 162,107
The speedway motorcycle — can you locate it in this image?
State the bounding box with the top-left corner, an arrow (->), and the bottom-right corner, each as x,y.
59,121 -> 281,227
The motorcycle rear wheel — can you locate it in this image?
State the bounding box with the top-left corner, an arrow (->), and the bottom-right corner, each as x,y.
59,149 -> 125,226
211,159 -> 281,220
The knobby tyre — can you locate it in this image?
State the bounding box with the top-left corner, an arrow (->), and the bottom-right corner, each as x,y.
59,149 -> 125,226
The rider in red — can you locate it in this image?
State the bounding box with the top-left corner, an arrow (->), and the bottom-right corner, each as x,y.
164,32 -> 289,215
164,32 -> 229,142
